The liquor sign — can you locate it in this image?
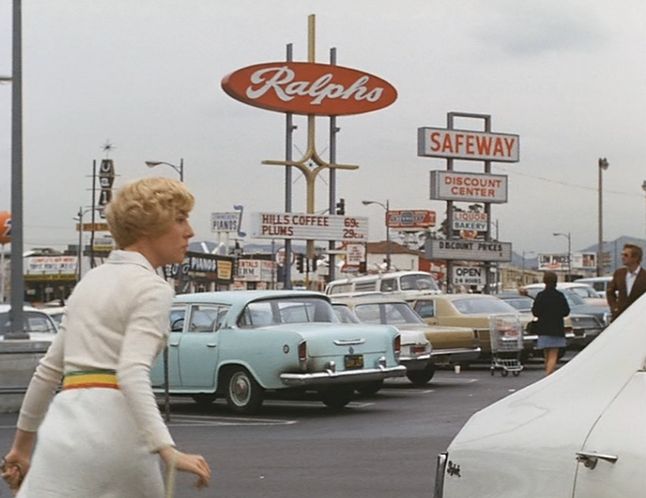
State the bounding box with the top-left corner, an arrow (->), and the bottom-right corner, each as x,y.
572,252 -> 597,270
452,266 -> 486,286
430,171 -> 508,203
425,239 -> 512,262
221,62 -> 397,116
418,128 -> 520,162
452,211 -> 489,232
211,212 -> 240,233
386,210 -> 436,230
251,212 -> 368,242
538,253 -> 569,271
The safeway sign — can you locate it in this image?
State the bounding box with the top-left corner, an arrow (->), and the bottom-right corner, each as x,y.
418,128 -> 519,162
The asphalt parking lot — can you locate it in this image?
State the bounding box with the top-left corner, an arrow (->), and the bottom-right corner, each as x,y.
0,357 -> 562,498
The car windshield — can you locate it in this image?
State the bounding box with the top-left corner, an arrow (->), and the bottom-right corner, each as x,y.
501,297 -> 533,311
563,291 -> 586,306
353,302 -> 425,325
332,304 -> 361,324
400,274 -> 439,292
452,297 -> 517,315
238,297 -> 336,327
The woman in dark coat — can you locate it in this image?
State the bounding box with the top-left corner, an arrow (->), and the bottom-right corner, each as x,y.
531,271 -> 570,375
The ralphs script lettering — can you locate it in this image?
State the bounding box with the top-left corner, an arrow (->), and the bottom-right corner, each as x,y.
246,66 -> 383,105
222,61 -> 397,116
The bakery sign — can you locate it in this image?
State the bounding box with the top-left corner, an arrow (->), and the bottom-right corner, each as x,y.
221,62 -> 397,116
430,171 -> 508,203
418,128 -> 519,162
251,212 -> 368,241
425,239 -> 512,262
452,211 -> 489,232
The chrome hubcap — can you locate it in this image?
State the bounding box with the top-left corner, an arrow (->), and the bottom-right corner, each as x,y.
230,372 -> 250,406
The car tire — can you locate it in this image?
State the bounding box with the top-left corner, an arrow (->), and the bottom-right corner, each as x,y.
192,394 -> 217,407
356,380 -> 383,397
320,386 -> 355,410
406,365 -> 436,386
225,367 -> 264,414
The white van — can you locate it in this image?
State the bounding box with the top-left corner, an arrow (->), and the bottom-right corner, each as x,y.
325,271 -> 442,299
574,276 -> 612,298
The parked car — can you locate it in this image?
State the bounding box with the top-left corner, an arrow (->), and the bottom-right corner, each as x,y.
333,296 -> 480,384
331,301 -> 432,389
406,294 -> 532,358
574,276 -> 613,298
521,282 -> 607,306
325,271 -> 442,299
0,305 -> 59,342
433,293 -> 646,498
42,306 -> 66,327
150,290 -> 405,413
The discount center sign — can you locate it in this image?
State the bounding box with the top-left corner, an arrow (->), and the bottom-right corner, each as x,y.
430,171 -> 508,203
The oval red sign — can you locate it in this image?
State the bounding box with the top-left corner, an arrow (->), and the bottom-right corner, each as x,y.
221,62 -> 397,116
0,211 -> 11,245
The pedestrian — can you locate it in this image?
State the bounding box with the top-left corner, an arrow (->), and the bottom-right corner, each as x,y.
531,271 -> 570,376
1,177 -> 211,497
606,243 -> 646,322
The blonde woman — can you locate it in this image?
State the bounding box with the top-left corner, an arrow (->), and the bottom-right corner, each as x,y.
2,178 -> 211,496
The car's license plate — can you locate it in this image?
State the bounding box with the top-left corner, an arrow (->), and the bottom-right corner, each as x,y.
344,354 -> 364,370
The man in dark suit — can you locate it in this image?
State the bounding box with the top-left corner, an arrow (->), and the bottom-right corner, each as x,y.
607,244 -> 646,321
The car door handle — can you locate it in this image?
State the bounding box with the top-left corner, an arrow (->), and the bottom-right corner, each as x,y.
206,343 -> 217,348
576,450 -> 618,469
169,343 -> 179,347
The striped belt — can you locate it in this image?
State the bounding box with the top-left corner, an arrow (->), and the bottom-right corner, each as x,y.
63,370 -> 119,390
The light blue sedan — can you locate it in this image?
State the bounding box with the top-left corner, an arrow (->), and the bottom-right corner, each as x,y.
151,290 -> 405,413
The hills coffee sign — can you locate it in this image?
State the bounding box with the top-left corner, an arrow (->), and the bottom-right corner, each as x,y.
222,62 -> 397,116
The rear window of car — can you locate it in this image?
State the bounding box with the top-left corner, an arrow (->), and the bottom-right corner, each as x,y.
0,311 -> 57,334
452,298 -> 517,315
238,297 -> 336,327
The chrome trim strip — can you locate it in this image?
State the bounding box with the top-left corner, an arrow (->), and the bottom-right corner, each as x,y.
333,338 -> 366,345
434,452 -> 448,498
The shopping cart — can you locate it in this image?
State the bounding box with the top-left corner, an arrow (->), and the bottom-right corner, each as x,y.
489,314 -> 524,377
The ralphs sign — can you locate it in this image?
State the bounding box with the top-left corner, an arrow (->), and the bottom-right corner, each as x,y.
221,62 -> 397,116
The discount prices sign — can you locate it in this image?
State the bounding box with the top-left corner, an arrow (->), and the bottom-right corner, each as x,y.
251,213 -> 368,241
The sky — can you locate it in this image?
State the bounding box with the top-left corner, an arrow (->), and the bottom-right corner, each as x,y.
1,0 -> 646,257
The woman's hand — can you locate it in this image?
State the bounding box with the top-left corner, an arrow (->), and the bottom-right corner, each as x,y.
1,451 -> 30,495
159,447 -> 211,489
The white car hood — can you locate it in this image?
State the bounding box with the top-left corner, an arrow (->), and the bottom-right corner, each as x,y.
444,294 -> 646,498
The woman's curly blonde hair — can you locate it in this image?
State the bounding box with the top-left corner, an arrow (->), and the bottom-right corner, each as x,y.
105,177 -> 195,249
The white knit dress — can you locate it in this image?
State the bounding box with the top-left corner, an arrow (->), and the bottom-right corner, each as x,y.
16,251 -> 175,498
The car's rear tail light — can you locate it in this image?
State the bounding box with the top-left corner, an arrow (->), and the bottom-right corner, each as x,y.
394,334 -> 401,359
298,340 -> 307,362
410,344 -> 427,355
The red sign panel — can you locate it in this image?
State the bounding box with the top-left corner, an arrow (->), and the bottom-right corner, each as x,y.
386,210 -> 436,230
221,62 -> 397,116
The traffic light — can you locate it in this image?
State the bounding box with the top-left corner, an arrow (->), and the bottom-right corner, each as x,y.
296,253 -> 304,273
335,198 -> 345,215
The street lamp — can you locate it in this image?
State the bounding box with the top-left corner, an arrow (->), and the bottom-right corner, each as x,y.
145,158 -> 184,182
73,206 -> 101,281
553,232 -> 572,278
362,199 -> 391,271
598,158 -> 609,276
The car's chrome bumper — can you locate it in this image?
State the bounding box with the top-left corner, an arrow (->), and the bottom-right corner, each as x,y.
280,365 -> 406,387
430,347 -> 481,363
400,354 -> 432,371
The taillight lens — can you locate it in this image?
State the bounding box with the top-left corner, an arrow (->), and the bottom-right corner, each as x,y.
394,334 -> 401,358
298,340 -> 307,362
